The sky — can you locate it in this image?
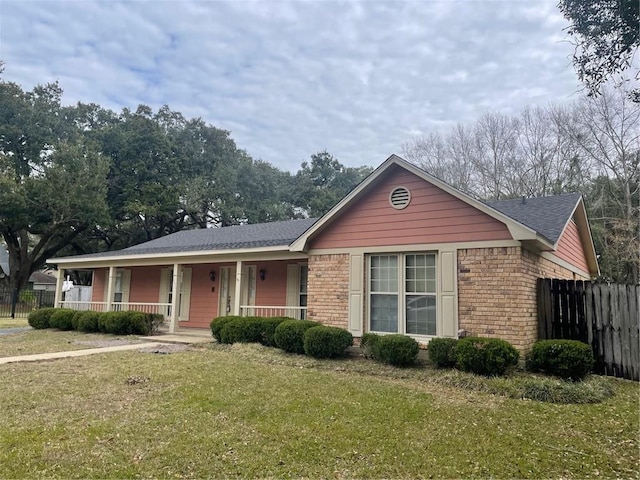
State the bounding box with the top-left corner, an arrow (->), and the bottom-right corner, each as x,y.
0,0 -> 584,172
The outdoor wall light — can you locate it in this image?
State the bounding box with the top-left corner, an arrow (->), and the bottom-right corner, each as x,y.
209,270 -> 216,282
259,269 -> 266,281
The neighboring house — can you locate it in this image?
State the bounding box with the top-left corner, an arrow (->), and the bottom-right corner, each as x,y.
0,249 -> 56,291
0,249 -> 8,283
49,155 -> 598,352
28,271 -> 57,292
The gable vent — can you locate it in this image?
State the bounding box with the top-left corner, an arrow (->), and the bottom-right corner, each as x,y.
389,186 -> 411,209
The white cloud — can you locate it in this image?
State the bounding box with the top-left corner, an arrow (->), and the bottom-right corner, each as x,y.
0,0 -> 581,172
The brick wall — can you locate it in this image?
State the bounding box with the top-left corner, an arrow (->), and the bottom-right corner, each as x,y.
458,246 -> 580,354
307,254 -> 349,328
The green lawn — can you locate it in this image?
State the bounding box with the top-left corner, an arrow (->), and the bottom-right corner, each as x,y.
0,337 -> 637,479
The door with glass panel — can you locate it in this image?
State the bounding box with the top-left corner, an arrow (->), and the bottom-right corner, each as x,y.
218,266 -> 236,316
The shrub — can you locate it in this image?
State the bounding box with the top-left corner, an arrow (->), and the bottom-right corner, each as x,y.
146,313 -> 165,334
75,311 -> 101,333
210,316 -> 242,342
27,308 -> 56,329
97,311 -> 153,335
527,339 -> 594,381
360,332 -> 380,359
256,317 -> 291,347
274,319 -> 319,354
455,337 -> 519,376
98,311 -> 126,334
219,317 -> 263,344
49,309 -> 76,331
71,311 -> 84,330
428,337 -> 458,368
303,326 -> 353,358
372,334 -> 420,367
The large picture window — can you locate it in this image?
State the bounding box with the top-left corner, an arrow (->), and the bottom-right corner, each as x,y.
369,253 -> 436,336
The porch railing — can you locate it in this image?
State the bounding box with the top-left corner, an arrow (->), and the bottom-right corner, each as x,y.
58,301 -> 172,320
240,305 -> 307,320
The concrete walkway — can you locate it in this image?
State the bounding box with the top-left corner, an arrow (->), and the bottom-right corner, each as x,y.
0,332 -> 214,365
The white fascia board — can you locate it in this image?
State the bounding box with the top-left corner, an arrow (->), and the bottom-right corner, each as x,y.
48,245 -> 299,268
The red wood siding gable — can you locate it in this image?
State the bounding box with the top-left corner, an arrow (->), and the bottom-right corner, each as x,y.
555,217 -> 590,274
309,164 -> 513,249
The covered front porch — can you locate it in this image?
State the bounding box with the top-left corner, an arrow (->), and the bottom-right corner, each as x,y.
54,256 -> 309,333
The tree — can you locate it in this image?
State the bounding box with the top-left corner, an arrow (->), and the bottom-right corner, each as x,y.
292,151 -> 373,217
586,175 -> 639,283
0,81 -> 109,292
402,87 -> 637,282
559,0 -> 640,100
563,89 -> 640,283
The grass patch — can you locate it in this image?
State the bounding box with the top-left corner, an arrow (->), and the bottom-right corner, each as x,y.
0,330 -> 134,357
0,317 -> 29,329
0,340 -> 637,478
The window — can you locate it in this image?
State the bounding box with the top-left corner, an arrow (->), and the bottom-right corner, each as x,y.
369,253 -> 436,336
113,271 -> 123,303
299,265 -> 308,319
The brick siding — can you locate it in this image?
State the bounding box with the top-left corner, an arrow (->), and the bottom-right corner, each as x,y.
307,254 -> 349,328
458,246 -> 582,354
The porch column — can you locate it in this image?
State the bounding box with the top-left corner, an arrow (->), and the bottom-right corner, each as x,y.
169,263 -> 181,333
233,260 -> 243,316
54,268 -> 65,308
106,266 -> 116,312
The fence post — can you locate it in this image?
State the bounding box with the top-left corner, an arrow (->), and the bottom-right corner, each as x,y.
10,288 -> 18,319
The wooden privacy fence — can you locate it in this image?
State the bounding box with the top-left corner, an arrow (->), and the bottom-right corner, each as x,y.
537,278 -> 639,381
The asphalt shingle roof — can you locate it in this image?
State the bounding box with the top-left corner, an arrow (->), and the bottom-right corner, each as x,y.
58,218 -> 319,260
486,193 -> 581,244
52,191 -> 582,262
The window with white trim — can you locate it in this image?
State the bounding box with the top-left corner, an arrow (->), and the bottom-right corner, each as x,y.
113,271 -> 124,303
299,265 -> 308,319
369,253 -> 437,336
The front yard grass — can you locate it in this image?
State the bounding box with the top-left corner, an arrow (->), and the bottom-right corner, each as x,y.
0,330 -> 135,357
0,337 -> 637,479
0,316 -> 29,329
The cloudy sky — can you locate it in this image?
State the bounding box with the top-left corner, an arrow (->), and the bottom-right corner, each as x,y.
0,0 -> 583,172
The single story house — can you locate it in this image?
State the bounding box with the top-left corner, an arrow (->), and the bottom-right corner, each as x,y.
49,155 -> 598,352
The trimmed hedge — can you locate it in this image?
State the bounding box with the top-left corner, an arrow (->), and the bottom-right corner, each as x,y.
372,334 -> 420,367
74,310 -> 102,333
27,308 -> 56,329
428,337 -> 458,368
527,339 -> 594,380
212,316 -> 292,345
456,337 -> 519,376
256,317 -> 291,347
98,311 -> 159,335
274,319 -> 319,354
303,326 -> 353,358
360,332 -> 380,359
27,308 -> 162,335
219,317 -> 264,344
49,309 -> 76,331
210,316 -> 242,342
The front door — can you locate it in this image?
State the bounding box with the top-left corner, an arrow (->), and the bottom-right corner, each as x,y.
218,266 -> 236,316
